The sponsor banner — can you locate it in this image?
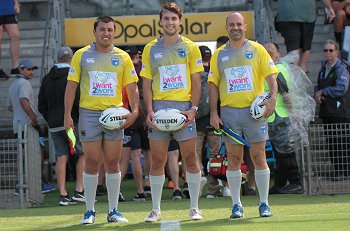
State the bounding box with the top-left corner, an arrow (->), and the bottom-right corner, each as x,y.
65,11 -> 254,47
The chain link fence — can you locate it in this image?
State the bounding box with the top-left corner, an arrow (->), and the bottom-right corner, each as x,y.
0,124 -> 43,209
306,123 -> 350,195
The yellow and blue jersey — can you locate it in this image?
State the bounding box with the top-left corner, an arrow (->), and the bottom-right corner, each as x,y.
68,43 -> 138,110
208,39 -> 278,108
140,36 -> 204,101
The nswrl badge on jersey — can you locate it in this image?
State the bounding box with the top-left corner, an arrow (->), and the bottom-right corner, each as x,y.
178,48 -> 186,58
111,58 -> 119,66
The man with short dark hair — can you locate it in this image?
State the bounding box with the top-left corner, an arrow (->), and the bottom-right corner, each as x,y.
64,16 -> 139,224
141,2 -> 204,222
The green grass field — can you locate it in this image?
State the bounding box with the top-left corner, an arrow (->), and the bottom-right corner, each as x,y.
1,179 -> 350,231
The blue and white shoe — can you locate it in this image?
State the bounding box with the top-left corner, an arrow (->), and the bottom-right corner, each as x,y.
259,203 -> 272,217
41,183 -> 56,194
230,204 -> 244,218
80,210 -> 95,224
107,209 -> 128,223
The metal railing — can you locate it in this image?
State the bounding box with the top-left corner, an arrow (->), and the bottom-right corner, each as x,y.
0,124 -> 43,209
306,123 -> 350,195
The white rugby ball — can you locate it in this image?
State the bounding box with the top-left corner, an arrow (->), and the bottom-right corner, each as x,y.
99,107 -> 131,130
152,108 -> 187,131
250,92 -> 271,120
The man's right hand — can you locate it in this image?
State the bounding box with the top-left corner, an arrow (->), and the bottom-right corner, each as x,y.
210,113 -> 223,131
64,114 -> 74,131
146,111 -> 157,129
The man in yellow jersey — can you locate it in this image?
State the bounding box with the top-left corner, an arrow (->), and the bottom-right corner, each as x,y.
208,12 -> 278,219
141,2 -> 204,222
64,16 -> 139,225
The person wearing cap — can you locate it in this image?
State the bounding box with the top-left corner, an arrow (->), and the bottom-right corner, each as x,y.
7,59 -> 38,133
7,59 -> 56,194
64,16 -> 139,225
38,46 -> 86,206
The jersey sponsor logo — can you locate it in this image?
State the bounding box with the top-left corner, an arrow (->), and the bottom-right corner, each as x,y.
196,58 -> 203,66
245,51 -> 253,59
86,58 -> 95,63
224,66 -> 253,93
154,53 -> 163,59
178,48 -> 186,58
68,67 -> 74,74
208,70 -> 213,77
89,71 -> 117,97
141,64 -> 145,70
111,58 -> 119,66
159,64 -> 187,91
221,56 -> 229,62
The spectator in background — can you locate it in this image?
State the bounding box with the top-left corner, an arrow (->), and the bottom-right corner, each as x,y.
193,45 -> 217,198
7,59 -> 56,194
263,43 -> 304,194
141,2 -> 203,222
126,46 -> 153,196
216,36 -> 229,49
0,0 -> 20,79
315,39 -> 350,181
166,140 -> 182,200
38,47 -> 85,206
275,0 -> 335,72
332,0 -> 350,48
209,12 -> 278,219
64,16 -> 139,224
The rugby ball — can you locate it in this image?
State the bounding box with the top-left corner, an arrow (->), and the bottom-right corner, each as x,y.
152,108 -> 187,131
250,92 -> 271,120
99,107 -> 131,130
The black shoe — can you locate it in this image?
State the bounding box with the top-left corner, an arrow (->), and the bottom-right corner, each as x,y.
72,190 -> 86,202
172,189 -> 182,200
10,67 -> 20,75
280,184 -> 304,194
0,69 -> 10,79
182,183 -> 190,199
133,193 -> 146,202
59,195 -> 77,206
144,186 -> 151,196
246,188 -> 256,196
269,185 -> 284,194
119,191 -> 126,202
96,184 -> 107,196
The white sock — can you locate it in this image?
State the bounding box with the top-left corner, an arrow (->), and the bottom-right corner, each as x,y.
186,171 -> 201,209
150,175 -> 165,211
83,172 -> 98,211
106,172 -> 121,211
226,170 -> 242,206
255,168 -> 270,205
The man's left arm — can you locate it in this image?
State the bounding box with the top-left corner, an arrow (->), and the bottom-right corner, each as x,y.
262,73 -> 278,118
